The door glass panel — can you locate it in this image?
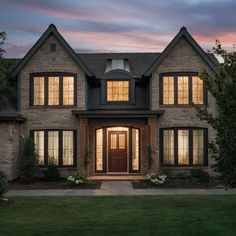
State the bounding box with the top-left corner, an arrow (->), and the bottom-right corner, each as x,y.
178,130 -> 189,165
110,134 -> 117,149
119,134 -> 125,149
96,129 -> 103,171
132,129 -> 139,171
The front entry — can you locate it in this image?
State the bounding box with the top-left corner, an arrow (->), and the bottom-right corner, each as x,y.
108,131 -> 128,172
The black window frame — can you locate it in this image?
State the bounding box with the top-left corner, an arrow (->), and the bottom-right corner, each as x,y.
31,129 -> 77,168
30,72 -> 77,107
159,72 -> 207,106
160,127 -> 208,167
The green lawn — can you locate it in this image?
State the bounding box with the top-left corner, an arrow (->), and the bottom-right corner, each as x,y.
1,196 -> 236,236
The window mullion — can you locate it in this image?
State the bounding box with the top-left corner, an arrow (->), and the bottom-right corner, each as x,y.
59,130 -> 63,166
59,76 -> 63,106
174,129 -> 178,165
45,131 -> 48,166
189,129 -> 193,165
45,76 -> 48,106
174,76 -> 178,105
189,76 -> 192,104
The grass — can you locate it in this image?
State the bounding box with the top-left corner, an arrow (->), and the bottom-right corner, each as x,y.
0,196 -> 236,236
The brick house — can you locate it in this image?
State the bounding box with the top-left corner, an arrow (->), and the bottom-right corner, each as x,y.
0,24 -> 219,180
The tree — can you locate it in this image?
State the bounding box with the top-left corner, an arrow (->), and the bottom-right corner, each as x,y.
0,32 -> 17,108
194,40 -> 236,187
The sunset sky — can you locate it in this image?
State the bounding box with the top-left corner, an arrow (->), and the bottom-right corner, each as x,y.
1,0 -> 236,58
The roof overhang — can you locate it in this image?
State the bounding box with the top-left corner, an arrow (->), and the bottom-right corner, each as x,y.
0,113 -> 26,122
72,110 -> 164,118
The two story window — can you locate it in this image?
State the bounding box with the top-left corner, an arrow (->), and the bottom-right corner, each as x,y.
32,130 -> 77,167
160,128 -> 208,166
160,73 -> 206,105
30,73 -> 77,106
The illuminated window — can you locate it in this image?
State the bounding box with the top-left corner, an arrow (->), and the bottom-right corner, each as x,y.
48,77 -> 59,105
48,131 -> 59,165
33,77 -> 45,105
107,81 -> 129,101
34,131 -> 44,165
63,76 -> 74,105
193,130 -> 204,165
161,128 -> 207,166
163,76 -> 174,104
31,74 -> 76,106
178,130 -> 189,165
163,130 -> 174,165
96,129 -> 103,171
63,131 -> 74,165
132,128 -> 139,171
161,74 -> 205,105
192,76 -> 204,104
178,76 -> 189,104
32,130 -> 76,167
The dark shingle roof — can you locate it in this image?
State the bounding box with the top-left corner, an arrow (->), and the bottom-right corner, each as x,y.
79,52 -> 160,78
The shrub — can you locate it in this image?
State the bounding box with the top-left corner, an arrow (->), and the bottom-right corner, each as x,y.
191,169 -> 210,183
0,171 -> 8,197
146,174 -> 167,185
43,163 -> 60,181
67,171 -> 86,186
20,138 -> 37,182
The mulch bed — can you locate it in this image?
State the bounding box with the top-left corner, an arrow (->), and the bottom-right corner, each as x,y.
9,179 -> 101,190
132,178 -> 225,189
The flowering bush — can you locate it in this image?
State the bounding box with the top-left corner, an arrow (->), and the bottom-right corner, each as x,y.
146,174 -> 167,185
67,172 -> 86,186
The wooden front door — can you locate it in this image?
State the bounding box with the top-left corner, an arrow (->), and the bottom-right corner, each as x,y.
108,131 -> 128,172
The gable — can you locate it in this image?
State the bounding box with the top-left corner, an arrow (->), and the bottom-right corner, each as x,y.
143,27 -> 219,77
12,24 -> 94,77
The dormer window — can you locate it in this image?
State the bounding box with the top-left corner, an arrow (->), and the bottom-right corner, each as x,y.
107,80 -> 129,102
105,59 -> 130,72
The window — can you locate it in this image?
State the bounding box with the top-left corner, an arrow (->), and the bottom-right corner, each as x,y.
48,77 -> 59,105
160,73 -> 206,105
32,130 -> 76,167
31,73 -> 76,106
161,128 -> 207,166
107,80 -> 129,102
33,77 -> 45,105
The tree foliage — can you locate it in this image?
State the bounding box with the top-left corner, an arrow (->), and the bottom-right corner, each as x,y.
0,31 -> 17,108
195,40 -> 236,187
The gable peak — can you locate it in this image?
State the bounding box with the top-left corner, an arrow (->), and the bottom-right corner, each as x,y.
180,26 -> 187,32
48,24 -> 57,31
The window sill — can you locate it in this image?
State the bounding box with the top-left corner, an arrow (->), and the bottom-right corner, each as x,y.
159,104 -> 207,108
29,105 -> 77,109
161,166 -> 209,169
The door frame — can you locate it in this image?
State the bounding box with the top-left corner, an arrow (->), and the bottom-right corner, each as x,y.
107,130 -> 128,173
95,126 -> 141,174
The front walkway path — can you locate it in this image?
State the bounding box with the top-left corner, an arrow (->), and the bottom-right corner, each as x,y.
7,181 -> 236,196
